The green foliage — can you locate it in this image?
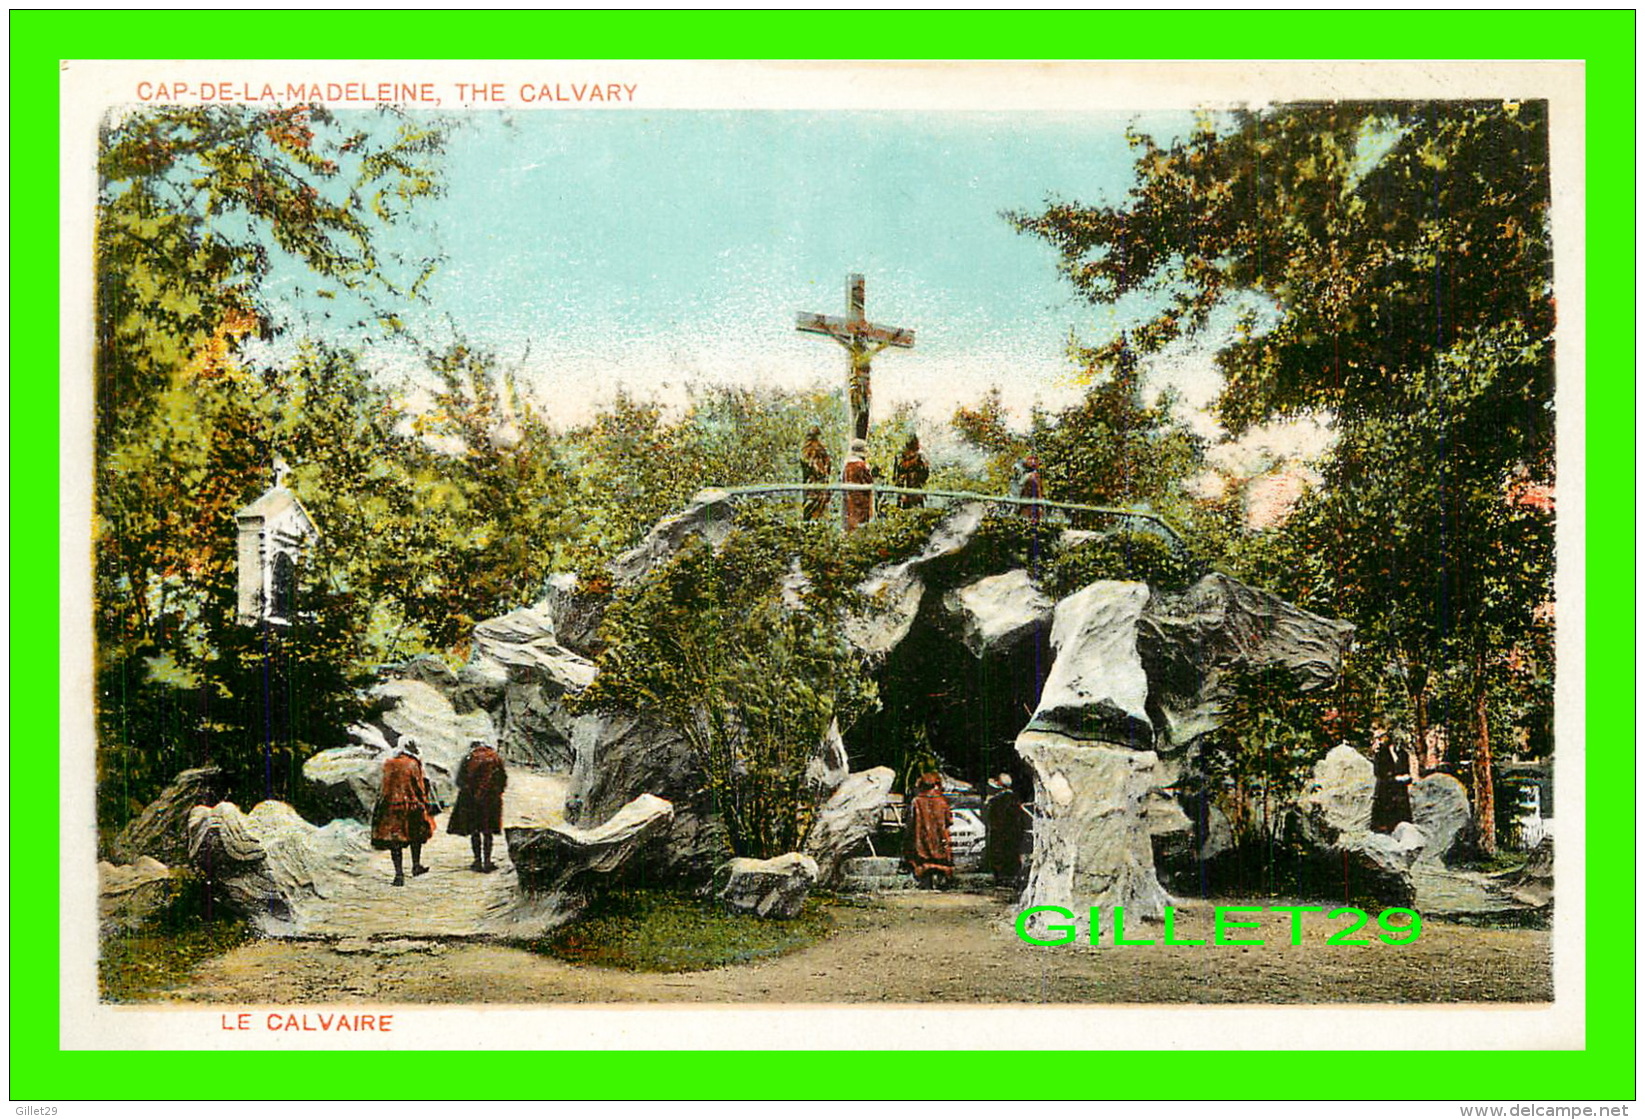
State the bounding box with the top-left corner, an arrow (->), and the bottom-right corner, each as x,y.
567,385 -> 845,564
96,104 -> 443,438
94,105 -> 448,825
950,389 -> 1028,492
1016,101 -> 1556,853
1035,358 -> 1205,517
1202,667 -> 1338,844
1045,529 -> 1197,599
836,505 -> 946,584
99,873 -> 254,1003
578,511 -> 878,859
395,343 -> 582,648
536,889 -> 833,972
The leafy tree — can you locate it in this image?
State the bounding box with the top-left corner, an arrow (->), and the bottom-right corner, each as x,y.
94,105 -> 444,825
96,104 -> 444,666
950,356 -> 1206,539
96,103 -> 442,440
396,343 -> 582,651
578,511 -> 877,859
1016,101 -> 1555,854
1032,346 -> 1204,518
566,384 -> 848,566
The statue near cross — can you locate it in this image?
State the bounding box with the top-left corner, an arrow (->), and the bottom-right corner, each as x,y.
796,273 -> 915,440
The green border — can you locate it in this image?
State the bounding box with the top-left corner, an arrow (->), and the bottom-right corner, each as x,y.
11,10 -> 1635,1102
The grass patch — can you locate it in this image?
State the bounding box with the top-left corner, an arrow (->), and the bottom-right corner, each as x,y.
535,889 -> 833,973
1459,850 -> 1531,875
99,875 -> 254,1003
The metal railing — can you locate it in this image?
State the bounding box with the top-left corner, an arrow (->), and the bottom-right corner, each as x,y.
707,482 -> 1186,550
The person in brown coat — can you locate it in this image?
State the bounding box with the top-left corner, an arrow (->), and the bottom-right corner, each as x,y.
905,772 -> 954,889
372,738 -> 435,886
447,739 -> 508,872
893,433 -> 930,508
1019,455 -> 1044,524
800,426 -> 833,522
842,438 -> 875,532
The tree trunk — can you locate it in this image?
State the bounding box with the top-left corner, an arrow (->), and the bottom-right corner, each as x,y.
1471,649 -> 1496,858
1407,662 -> 1430,776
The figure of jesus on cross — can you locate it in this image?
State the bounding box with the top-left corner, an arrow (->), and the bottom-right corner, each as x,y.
797,273 -> 915,440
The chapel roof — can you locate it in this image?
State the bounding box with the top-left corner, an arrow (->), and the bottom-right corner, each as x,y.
235,485 -> 317,536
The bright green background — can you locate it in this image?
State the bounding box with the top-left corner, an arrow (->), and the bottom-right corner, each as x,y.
11,11 -> 1635,1102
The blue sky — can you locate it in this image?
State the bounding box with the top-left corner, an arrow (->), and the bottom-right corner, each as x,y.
269,108 -> 1220,429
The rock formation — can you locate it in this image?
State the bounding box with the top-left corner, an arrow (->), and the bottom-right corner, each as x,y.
171,492 -> 1361,942
107,766 -> 222,866
460,604 -> 594,770
1138,572 -> 1357,748
942,569 -> 1054,658
714,852 -> 819,919
1016,731 -> 1171,933
301,678 -> 497,820
188,800 -> 371,935
609,489 -> 736,587
1496,835 -> 1553,908
98,856 -> 177,935
1026,582 -> 1154,747
1011,574 -> 1354,922
564,710 -> 725,882
803,766 -> 895,884
1411,772 -> 1471,865
507,793 -> 675,895
843,502 -> 989,658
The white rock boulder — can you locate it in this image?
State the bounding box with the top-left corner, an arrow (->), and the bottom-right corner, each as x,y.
1017,730 -> 1171,936
609,490 -> 736,587
507,793 -> 675,895
1411,772 -> 1470,864
803,766 -> 895,884
714,852 -> 819,919
188,800 -> 375,936
1137,572 -> 1357,748
372,678 -> 496,804
1027,581 -> 1154,747
1301,743 -> 1376,842
942,569 -> 1054,657
463,604 -> 595,771
843,503 -> 990,659
98,856 -> 177,934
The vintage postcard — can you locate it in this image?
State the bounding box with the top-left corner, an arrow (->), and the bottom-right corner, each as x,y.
62,57 -> 1584,1053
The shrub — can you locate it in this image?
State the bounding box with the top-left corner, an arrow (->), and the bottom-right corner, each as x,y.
578,517 -> 878,859
1045,528 -> 1197,599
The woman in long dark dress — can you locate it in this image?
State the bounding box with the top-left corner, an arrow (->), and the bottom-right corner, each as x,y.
1369,723 -> 1416,833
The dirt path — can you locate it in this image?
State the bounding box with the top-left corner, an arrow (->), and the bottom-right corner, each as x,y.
281,772 -> 566,938
163,891 -> 1550,1005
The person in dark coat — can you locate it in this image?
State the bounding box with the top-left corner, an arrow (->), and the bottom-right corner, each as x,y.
893,433 -> 930,508
842,438 -> 875,532
1369,721 -> 1416,833
1019,455 -> 1044,524
372,738 -> 435,886
799,426 -> 833,522
905,772 -> 954,889
447,739 -> 508,872
984,773 -> 1031,888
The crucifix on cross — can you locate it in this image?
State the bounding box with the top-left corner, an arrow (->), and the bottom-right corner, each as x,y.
796,273 -> 915,440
